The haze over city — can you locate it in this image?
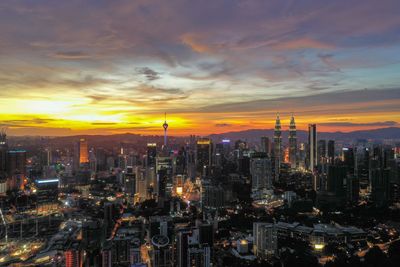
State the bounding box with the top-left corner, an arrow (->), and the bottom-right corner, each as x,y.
1,0 -> 400,136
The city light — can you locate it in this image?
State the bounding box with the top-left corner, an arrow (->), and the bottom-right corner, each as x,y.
314,244 -> 325,250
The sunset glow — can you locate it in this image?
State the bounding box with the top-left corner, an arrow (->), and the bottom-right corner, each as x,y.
0,1 -> 399,136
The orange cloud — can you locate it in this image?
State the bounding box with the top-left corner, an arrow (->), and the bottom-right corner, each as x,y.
180,34 -> 212,53
272,37 -> 334,50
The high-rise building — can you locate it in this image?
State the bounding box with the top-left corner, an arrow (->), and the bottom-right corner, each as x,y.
342,147 -> 359,203
196,138 -> 212,176
342,147 -> 355,175
253,222 -> 278,259
273,114 -> 282,179
124,167 -> 136,197
260,136 -> 271,156
74,138 -> 89,171
175,147 -> 187,175
318,140 -> 327,165
0,131 -> 7,178
149,216 -> 174,240
288,114 -> 297,168
177,228 -> 211,267
327,140 -> 335,163
64,249 -> 82,267
298,142 -> 307,169
327,165 -> 346,198
156,156 -> 173,199
149,235 -> 173,267
308,124 -> 317,171
250,152 -> 272,192
147,143 -> 157,167
7,150 -> 27,176
7,150 -> 27,190
221,139 -> 231,158
201,180 -> 225,209
79,139 -> 89,163
370,166 -> 390,207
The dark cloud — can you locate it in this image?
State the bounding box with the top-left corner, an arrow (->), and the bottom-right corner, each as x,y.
136,67 -> 161,81
319,121 -> 398,127
197,88 -> 400,114
215,123 -> 232,127
134,85 -> 183,95
51,51 -> 91,60
0,118 -> 55,127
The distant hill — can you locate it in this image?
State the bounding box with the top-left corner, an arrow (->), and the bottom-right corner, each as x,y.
8,127 -> 400,148
208,127 -> 400,142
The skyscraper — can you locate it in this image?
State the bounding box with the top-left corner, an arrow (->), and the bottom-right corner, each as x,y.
64,249 -> 82,267
147,143 -> 157,167
273,114 -> 282,179
149,235 -> 173,267
196,138 -> 212,176
260,136 -> 271,156
253,222 -> 278,259
327,140 -> 335,163
250,152 -> 272,192
7,150 -> 27,190
318,140 -> 327,165
74,138 -> 89,171
308,124 -> 317,171
177,228 -> 211,267
288,114 -> 297,168
79,139 -> 89,164
0,131 -> 7,178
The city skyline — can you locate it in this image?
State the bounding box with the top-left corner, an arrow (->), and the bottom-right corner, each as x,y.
1,0 -> 400,136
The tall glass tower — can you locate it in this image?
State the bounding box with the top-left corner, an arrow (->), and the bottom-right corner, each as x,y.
274,114 -> 282,179
289,114 -> 297,168
308,124 -> 317,171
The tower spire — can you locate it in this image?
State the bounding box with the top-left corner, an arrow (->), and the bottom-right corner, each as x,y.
163,112 -> 169,148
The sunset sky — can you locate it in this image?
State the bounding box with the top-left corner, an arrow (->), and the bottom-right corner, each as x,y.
1,0 -> 400,136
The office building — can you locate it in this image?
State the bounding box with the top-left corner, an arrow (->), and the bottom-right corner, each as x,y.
308,124 -> 317,171
7,149 -> 27,176
273,114 -> 282,179
0,131 -> 7,178
260,136 -> 271,156
7,150 -> 27,190
65,249 -> 82,267
149,216 -> 173,240
177,228 -> 211,267
250,152 -> 272,191
318,140 -> 327,165
74,138 -> 89,172
370,167 -> 390,207
253,222 -> 278,258
327,140 -> 335,163
147,143 -> 157,167
201,180 -> 225,209
196,138 -> 212,176
288,114 -> 297,168
149,235 -> 173,267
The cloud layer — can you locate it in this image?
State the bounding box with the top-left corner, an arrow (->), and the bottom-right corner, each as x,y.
0,0 -> 400,136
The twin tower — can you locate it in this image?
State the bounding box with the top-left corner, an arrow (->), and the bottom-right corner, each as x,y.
273,114 -> 297,170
